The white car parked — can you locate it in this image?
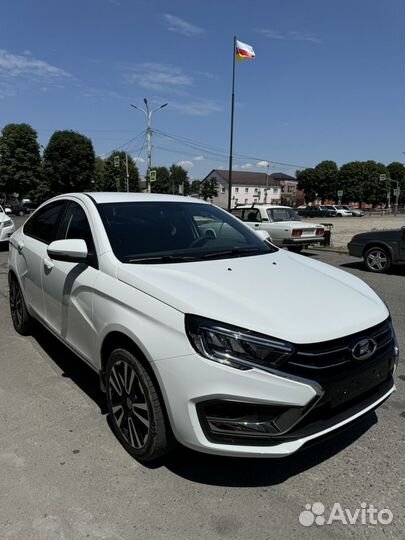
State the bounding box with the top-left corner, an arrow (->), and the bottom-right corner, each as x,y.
231,204 -> 325,253
325,205 -> 353,217
0,204 -> 15,245
8,193 -> 398,462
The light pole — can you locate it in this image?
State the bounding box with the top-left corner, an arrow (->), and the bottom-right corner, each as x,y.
130,99 -> 167,193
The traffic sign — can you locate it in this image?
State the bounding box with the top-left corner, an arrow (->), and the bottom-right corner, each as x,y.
149,170 -> 157,183
379,174 -> 386,182
337,190 -> 343,197
393,188 -> 400,196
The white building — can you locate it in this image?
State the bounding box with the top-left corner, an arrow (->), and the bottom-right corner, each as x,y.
201,169 -> 283,208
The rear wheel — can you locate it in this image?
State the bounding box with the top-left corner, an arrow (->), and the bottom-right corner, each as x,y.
105,348 -> 171,462
288,246 -> 304,253
364,246 -> 391,273
9,275 -> 32,335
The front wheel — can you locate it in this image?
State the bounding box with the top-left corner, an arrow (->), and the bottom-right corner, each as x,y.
105,348 -> 171,462
9,274 -> 33,335
288,246 -> 304,253
364,246 -> 391,273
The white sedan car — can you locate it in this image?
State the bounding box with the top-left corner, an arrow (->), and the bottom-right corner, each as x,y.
230,205 -> 325,253
8,193 -> 398,462
0,205 -> 15,245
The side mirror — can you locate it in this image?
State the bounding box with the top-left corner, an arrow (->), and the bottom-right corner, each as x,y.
255,229 -> 272,243
47,239 -> 88,263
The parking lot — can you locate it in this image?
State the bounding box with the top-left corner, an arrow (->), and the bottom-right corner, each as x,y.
0,225 -> 404,540
301,214 -> 405,248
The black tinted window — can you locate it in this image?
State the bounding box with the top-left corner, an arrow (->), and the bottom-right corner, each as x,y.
58,202 -> 94,250
24,201 -> 66,244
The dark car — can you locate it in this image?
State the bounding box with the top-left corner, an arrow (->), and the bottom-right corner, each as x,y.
9,201 -> 36,216
297,205 -> 336,218
348,228 -> 405,273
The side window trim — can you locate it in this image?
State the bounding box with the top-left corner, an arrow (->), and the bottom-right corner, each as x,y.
23,201 -> 67,245
56,201 -> 99,270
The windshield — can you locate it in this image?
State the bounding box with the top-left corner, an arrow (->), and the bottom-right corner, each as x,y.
267,208 -> 300,222
98,201 -> 278,263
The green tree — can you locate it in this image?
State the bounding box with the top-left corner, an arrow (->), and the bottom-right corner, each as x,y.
93,156 -> 106,191
314,160 -> 339,201
0,123 -> 41,197
103,151 -> 139,192
338,161 -> 387,206
296,168 -> 319,202
151,166 -> 171,193
190,180 -> 201,195
169,164 -> 190,195
41,130 -> 95,197
387,162 -> 405,204
200,178 -> 218,200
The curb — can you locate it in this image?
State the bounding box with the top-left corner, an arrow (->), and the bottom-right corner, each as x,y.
307,246 -> 348,254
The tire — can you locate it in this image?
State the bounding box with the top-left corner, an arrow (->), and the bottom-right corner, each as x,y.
9,274 -> 33,335
287,246 -> 304,253
364,246 -> 391,273
105,348 -> 171,462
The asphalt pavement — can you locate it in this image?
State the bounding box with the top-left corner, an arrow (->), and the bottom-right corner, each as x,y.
0,237 -> 404,540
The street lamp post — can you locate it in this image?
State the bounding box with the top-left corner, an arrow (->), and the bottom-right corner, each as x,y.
130,100 -> 167,193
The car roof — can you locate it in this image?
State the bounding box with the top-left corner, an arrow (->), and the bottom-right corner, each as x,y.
53,192 -> 208,205
233,205 -> 292,210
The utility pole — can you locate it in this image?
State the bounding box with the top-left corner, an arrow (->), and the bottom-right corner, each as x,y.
125,152 -> 129,192
130,100 -> 168,193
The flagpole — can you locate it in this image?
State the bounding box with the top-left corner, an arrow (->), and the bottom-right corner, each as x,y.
227,35 -> 236,211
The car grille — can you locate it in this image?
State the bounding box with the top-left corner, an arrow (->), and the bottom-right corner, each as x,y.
286,318 -> 393,372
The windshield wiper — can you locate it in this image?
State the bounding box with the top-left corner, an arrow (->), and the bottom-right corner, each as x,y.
200,247 -> 266,260
127,255 -> 198,264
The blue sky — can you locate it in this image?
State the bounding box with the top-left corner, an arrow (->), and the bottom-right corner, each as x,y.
1,0 -> 404,179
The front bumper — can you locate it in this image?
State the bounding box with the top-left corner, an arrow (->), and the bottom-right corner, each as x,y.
347,242 -> 363,257
154,327 -> 398,457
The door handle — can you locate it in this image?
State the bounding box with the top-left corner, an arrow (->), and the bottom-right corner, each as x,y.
254,224 -> 260,227
43,257 -> 54,270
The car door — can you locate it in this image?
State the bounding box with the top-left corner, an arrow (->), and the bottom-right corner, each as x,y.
400,228 -> 405,261
41,200 -> 99,363
241,208 -> 263,231
17,200 -> 67,321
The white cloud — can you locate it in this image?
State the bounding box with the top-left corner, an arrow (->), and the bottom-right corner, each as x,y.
170,99 -> 221,116
257,29 -> 321,44
177,160 -> 194,169
193,155 -> 204,161
133,156 -> 145,163
165,14 -> 204,37
256,160 -> 270,168
0,49 -> 71,79
240,162 -> 253,169
126,62 -> 193,92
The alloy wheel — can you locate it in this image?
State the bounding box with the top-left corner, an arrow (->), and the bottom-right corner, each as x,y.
108,359 -> 151,449
10,279 -> 23,329
366,248 -> 389,272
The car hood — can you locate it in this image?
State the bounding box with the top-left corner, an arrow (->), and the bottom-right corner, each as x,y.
117,250 -> 388,344
352,229 -> 401,242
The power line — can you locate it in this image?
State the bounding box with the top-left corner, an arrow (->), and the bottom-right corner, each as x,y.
98,129 -> 147,158
153,128 -> 308,169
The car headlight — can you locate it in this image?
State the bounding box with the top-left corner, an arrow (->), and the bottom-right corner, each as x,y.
185,315 -> 294,371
